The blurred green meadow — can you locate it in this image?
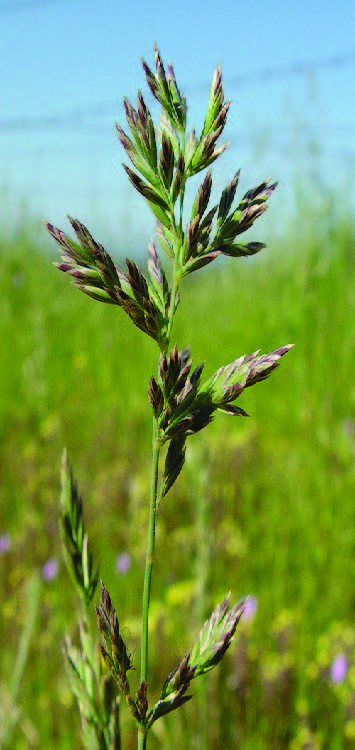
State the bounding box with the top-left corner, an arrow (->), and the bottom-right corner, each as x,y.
1,200 -> 355,749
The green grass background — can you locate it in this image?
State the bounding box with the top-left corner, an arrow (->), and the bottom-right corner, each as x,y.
1,200 -> 355,749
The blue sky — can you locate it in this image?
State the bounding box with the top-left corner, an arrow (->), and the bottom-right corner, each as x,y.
1,0 -> 355,247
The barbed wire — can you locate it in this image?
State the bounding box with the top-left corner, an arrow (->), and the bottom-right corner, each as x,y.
2,124 -> 355,157
1,50 -> 355,134
224,50 -> 355,87
2,43 -> 354,220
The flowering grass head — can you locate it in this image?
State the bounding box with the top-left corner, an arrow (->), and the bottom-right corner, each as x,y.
45,45 -> 292,750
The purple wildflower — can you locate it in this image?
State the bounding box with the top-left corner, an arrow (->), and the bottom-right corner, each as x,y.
331,653 -> 348,683
0,533 -> 11,554
242,595 -> 258,622
42,558 -> 59,581
116,552 -> 131,575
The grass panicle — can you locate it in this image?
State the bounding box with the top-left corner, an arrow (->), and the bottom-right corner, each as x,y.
44,45 -> 292,749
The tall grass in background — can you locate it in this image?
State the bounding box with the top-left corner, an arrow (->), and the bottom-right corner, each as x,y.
1,198 -> 355,748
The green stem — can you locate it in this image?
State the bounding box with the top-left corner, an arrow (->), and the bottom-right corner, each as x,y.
138,729 -> 148,750
139,140 -> 186,747
194,446 -> 211,750
140,421 -> 161,687
166,266 -> 181,346
165,129 -> 186,349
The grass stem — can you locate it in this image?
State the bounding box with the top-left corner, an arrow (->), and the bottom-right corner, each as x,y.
140,420 -> 161,689
138,728 -> 148,750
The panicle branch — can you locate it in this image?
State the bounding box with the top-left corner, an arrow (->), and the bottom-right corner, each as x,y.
60,450 -> 99,607
148,343 -> 293,497
96,583 -> 133,697
146,594 -> 246,726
